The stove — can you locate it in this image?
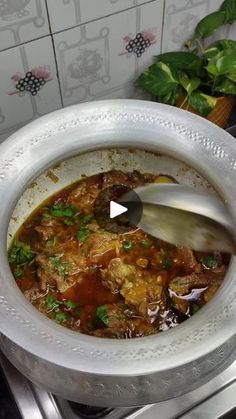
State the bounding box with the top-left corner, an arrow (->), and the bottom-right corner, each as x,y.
0,351 -> 236,419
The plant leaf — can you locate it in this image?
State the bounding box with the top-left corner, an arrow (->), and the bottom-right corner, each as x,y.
195,11 -> 226,39
205,50 -> 236,77
220,0 -> 236,24
159,87 -> 179,106
227,73 -> 236,82
215,78 -> 236,95
188,92 -> 217,116
204,39 -> 236,60
136,62 -> 179,96
204,46 -> 221,60
216,52 -> 236,75
156,52 -> 202,72
205,62 -> 218,76
180,75 -> 201,95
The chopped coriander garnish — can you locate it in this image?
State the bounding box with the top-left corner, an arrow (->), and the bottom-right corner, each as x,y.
171,301 -> 177,309
45,295 -> 62,311
64,300 -> 78,310
74,307 -> 81,318
55,311 -> 69,323
163,258 -> 174,269
191,303 -> 200,314
123,241 -> 133,251
96,305 -> 109,326
201,255 -> 217,269
14,266 -> 23,278
89,266 -> 98,272
140,240 -> 151,248
49,256 -> 70,276
63,219 -> 74,226
77,227 -> 90,243
116,314 -> 124,321
50,202 -> 77,218
50,255 -> 61,269
81,214 -> 94,225
8,241 -> 36,265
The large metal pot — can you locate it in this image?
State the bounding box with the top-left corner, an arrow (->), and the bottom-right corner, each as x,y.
0,100 -> 235,407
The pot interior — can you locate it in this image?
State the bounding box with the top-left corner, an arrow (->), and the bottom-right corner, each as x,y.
8,148 -> 215,245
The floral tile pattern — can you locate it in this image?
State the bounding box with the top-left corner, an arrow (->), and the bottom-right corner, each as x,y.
53,0 -> 164,106
162,0 -> 236,53
0,36 -> 61,138
9,67 -> 52,96
0,0 -> 49,51
46,0 -> 153,33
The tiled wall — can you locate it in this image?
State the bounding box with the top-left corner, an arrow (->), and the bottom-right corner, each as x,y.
0,0 -> 235,143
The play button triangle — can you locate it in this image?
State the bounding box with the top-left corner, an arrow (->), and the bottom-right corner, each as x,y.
110,201 -> 128,219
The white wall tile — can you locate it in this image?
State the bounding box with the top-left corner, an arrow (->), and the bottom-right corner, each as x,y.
0,36 -> 62,138
0,0 -> 49,51
86,83 -> 152,102
228,20 -> 236,40
54,0 -> 164,106
162,0 -> 235,53
46,0 -> 153,33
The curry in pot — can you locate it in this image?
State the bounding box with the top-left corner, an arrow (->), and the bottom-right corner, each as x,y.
8,170 -> 228,338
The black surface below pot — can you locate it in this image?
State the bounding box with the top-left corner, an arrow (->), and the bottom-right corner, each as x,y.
227,125 -> 236,138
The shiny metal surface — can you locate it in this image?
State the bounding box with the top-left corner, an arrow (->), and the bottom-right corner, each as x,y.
128,363 -> 236,418
136,183 -> 236,253
1,352 -> 236,418
0,352 -> 44,419
0,100 -> 236,406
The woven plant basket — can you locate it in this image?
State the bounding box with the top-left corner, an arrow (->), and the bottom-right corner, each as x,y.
176,95 -> 235,129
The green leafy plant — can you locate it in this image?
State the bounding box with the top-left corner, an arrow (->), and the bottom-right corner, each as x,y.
136,0 -> 236,116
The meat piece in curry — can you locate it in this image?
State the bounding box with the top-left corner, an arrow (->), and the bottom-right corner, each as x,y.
8,170 -> 229,339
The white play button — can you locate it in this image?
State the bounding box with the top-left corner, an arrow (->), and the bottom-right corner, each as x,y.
94,185 -> 143,233
110,200 -> 128,219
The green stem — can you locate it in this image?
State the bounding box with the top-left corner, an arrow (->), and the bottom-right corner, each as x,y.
211,76 -> 217,96
195,38 -> 205,55
179,94 -> 189,109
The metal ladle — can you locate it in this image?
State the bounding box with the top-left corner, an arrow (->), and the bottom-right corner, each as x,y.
134,183 -> 236,254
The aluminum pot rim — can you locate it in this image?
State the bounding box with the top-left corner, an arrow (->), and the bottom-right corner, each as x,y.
0,99 -> 235,377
